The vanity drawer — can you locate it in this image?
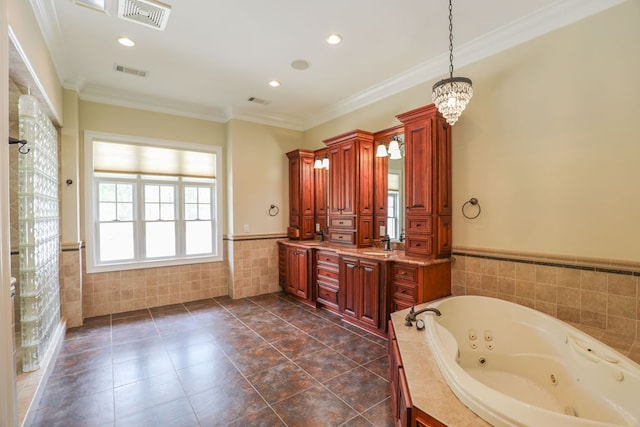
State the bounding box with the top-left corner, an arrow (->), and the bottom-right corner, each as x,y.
330,217 -> 355,228
316,251 -> 339,265
393,264 -> 418,283
406,216 -> 432,234
317,285 -> 339,307
393,283 -> 418,302
329,231 -> 356,245
317,266 -> 339,281
405,236 -> 433,256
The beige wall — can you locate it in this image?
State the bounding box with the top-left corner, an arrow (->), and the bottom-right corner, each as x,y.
226,119 -> 303,236
304,1 -> 640,263
77,100 -> 227,238
8,0 -> 63,125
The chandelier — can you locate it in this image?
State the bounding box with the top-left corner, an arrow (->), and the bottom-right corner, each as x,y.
431,0 -> 473,126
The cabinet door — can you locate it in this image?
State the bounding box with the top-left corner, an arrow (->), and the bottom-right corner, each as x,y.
285,247 -> 298,295
289,156 -> 301,216
358,141 -> 374,215
340,141 -> 356,216
286,247 -> 308,299
294,249 -> 308,299
301,155 -> 315,216
328,146 -> 343,215
359,259 -> 380,328
341,257 -> 358,318
435,118 -> 451,215
405,121 -> 433,216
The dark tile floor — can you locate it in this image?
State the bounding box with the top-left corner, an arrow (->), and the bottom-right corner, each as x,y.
32,293 -> 394,427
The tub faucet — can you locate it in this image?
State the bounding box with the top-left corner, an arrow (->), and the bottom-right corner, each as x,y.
404,305 -> 441,326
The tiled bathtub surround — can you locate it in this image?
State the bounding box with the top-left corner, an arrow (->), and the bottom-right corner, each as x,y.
451,248 -> 640,362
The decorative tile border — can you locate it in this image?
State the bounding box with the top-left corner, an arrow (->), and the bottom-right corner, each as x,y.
453,246 -> 640,276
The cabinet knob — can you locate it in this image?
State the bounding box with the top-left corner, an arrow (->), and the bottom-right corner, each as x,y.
401,271 -> 406,276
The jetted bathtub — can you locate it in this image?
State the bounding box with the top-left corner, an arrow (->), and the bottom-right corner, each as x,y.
423,296 -> 640,427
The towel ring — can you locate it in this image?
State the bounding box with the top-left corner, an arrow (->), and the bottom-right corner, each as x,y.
268,204 -> 279,217
462,198 -> 481,219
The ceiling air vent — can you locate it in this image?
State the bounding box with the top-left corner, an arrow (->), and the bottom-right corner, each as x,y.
114,64 -> 149,78
247,97 -> 271,105
118,0 -> 171,31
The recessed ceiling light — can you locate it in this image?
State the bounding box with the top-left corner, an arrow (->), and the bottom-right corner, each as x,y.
268,80 -> 281,88
326,33 -> 343,45
118,37 -> 136,47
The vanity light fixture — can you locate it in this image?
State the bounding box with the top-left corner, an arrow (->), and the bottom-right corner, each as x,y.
431,0 -> 473,126
314,154 -> 329,169
321,155 -> 329,169
376,135 -> 404,159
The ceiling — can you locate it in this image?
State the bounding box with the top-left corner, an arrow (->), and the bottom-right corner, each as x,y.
28,0 -> 623,130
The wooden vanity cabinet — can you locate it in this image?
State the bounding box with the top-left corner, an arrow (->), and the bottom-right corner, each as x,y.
340,255 -> 387,336
397,105 -> 451,259
315,250 -> 340,313
286,149 -> 315,240
278,242 -> 313,305
324,130 -> 374,247
389,321 -> 446,427
391,261 -> 451,313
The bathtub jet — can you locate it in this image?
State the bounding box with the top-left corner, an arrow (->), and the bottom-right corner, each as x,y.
422,296 -> 640,427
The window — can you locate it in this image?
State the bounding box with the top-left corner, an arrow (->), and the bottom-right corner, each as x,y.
85,132 -> 222,272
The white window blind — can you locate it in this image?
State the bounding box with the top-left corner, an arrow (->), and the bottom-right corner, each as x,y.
93,140 -> 216,178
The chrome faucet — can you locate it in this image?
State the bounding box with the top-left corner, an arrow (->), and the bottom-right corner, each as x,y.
404,305 -> 441,326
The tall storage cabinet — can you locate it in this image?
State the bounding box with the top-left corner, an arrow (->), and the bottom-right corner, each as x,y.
286,149 -> 315,240
324,130 -> 374,247
397,105 -> 452,259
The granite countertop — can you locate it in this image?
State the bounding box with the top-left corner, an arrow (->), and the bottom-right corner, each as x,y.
278,239 -> 451,266
390,304 -> 490,426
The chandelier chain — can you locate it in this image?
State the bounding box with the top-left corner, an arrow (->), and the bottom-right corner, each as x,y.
448,0 -> 454,78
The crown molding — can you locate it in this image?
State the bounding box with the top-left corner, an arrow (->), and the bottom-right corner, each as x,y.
304,0 -> 626,130
78,84 -> 229,123
29,0 -> 66,87
30,0 -> 626,131
228,110 -> 304,131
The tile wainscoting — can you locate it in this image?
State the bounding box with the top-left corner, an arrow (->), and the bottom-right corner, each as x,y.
451,246 -> 640,362
76,235 -> 283,319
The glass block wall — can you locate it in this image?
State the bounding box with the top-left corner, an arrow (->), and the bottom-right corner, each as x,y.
18,94 -> 60,372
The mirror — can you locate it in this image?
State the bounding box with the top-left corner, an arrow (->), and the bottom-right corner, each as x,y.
373,125 -> 405,242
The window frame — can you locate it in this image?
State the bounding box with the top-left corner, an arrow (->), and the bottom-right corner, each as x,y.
84,131 -> 223,273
